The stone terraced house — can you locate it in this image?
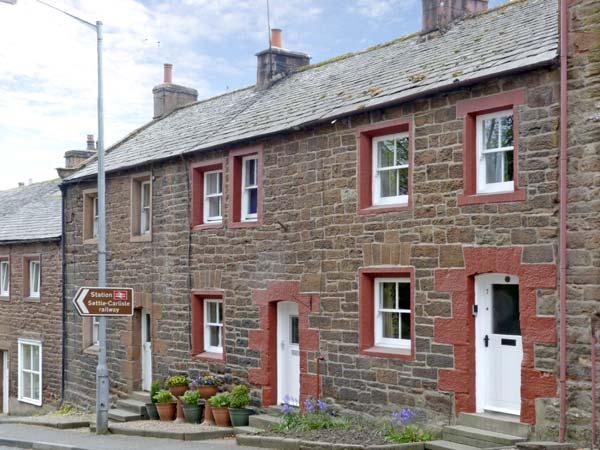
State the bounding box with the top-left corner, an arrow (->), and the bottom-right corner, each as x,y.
0,180 -> 63,415
60,0 -> 599,442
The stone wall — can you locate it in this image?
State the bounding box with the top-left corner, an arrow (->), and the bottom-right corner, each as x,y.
63,67 -> 563,433
0,240 -> 62,414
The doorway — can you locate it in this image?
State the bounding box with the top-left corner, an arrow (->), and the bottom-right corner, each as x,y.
141,309 -> 152,392
475,273 -> 522,415
277,301 -> 300,405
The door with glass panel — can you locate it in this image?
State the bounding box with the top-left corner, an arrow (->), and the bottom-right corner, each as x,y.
141,309 -> 152,391
277,301 -> 300,406
475,273 -> 522,415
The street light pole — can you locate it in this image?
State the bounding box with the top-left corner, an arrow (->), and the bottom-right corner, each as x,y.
0,0 -> 109,435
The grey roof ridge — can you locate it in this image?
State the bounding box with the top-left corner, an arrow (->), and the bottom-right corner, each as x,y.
62,84 -> 257,184
1,177 -> 61,193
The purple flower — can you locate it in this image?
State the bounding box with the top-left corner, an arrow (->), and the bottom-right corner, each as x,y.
304,399 -> 315,413
316,399 -> 328,412
391,408 -> 417,426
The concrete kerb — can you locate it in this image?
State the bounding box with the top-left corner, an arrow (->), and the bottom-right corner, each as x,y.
236,434 -> 426,450
0,437 -> 88,450
0,417 -> 92,430
106,424 -> 235,441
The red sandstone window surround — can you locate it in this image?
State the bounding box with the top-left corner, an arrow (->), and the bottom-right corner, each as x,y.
359,267 -> 415,360
228,145 -> 263,227
191,290 -> 226,362
356,118 -> 413,214
191,159 -> 226,230
456,90 -> 526,206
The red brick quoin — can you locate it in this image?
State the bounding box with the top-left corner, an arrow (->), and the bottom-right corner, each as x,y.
248,281 -> 320,406
434,247 -> 556,424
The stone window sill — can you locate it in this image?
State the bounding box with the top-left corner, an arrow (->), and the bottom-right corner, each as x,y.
84,344 -> 100,355
360,345 -> 413,360
358,203 -> 411,215
24,297 -> 41,303
192,222 -> 224,232
0,295 -> 9,301
130,234 -> 152,243
458,188 -> 526,206
83,238 -> 98,245
191,351 -> 225,363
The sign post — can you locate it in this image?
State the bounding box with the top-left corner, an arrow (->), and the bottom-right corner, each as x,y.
72,286 -> 133,433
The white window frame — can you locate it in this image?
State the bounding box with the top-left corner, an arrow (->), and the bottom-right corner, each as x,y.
372,133 -> 409,206
476,110 -> 515,194
0,260 -> 9,296
204,299 -> 223,354
203,170 -> 223,224
374,277 -> 411,349
29,260 -> 40,298
92,317 -> 100,347
92,196 -> 99,239
241,155 -> 258,222
18,339 -> 42,406
140,180 -> 151,235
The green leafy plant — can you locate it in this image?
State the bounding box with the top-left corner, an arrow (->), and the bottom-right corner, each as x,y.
153,389 -> 175,404
180,390 -> 200,406
166,375 -> 189,386
209,392 -> 231,408
277,397 -> 349,431
229,384 -> 251,409
150,380 -> 161,404
384,409 -> 434,443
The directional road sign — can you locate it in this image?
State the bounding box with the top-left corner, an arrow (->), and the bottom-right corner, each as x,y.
72,287 -> 134,316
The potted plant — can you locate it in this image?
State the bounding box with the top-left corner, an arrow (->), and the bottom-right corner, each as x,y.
209,392 -> 232,427
191,374 -> 224,400
228,384 -> 252,427
145,379 -> 160,420
153,389 -> 177,421
180,390 -> 202,424
166,375 -> 189,397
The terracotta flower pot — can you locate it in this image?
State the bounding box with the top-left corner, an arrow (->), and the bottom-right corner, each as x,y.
169,384 -> 188,397
156,402 -> 177,421
197,385 -> 218,400
212,406 -> 231,427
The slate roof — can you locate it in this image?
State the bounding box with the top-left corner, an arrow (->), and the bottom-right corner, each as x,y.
0,180 -> 62,242
66,0 -> 559,182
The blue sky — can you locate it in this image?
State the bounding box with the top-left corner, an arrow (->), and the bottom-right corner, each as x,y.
0,0 -> 504,190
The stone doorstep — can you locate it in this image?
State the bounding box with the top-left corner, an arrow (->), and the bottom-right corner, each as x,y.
236,434 -> 427,450
99,421 -> 235,441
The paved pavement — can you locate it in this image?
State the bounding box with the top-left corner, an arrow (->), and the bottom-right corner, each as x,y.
0,423 -> 260,450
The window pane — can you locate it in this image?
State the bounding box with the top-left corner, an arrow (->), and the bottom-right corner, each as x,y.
377,140 -> 395,168
398,283 -> 410,309
400,313 -> 411,340
32,373 -> 40,400
23,372 -> 31,398
218,301 -> 223,322
1,263 -> 8,292
209,325 -> 221,347
22,345 -> 31,370
398,167 -> 408,195
207,302 -> 219,323
485,152 -> 503,184
396,137 -> 409,166
382,312 -> 399,339
290,316 -> 299,345
245,159 -> 256,186
483,117 -> 499,149
500,115 -> 514,147
206,172 -> 221,195
248,188 -> 258,214
141,209 -> 150,233
32,345 -> 39,371
380,169 -> 399,197
208,196 -> 221,218
504,150 -> 514,182
142,183 -> 150,207
381,283 -> 396,309
492,284 -> 521,335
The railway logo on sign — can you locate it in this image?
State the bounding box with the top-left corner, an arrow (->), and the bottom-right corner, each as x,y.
72,287 -> 134,316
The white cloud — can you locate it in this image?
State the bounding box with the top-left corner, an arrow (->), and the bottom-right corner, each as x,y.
348,0 -> 418,19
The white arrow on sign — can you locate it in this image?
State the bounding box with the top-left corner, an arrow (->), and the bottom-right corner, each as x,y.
73,288 -> 90,314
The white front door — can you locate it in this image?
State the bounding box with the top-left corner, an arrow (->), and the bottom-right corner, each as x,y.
476,273 -> 523,415
141,310 -> 152,391
1,351 -> 8,414
277,301 -> 300,406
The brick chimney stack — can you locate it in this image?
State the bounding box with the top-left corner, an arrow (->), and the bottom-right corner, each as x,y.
422,0 -> 488,34
152,63 -> 198,119
256,29 -> 311,89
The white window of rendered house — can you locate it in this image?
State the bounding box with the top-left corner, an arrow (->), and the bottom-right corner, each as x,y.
241,155 -> 258,222
18,339 -> 42,406
476,110 -> 515,194
204,170 -> 223,224
374,278 -> 411,349
372,133 -> 409,206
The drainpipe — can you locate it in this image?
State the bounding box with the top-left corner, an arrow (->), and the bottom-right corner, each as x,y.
558,0 -> 568,442
592,314 -> 598,447
316,355 -> 325,399
59,183 -> 67,405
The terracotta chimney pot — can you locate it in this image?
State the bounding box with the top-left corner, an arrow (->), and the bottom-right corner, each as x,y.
164,63 -> 173,84
271,28 -> 282,48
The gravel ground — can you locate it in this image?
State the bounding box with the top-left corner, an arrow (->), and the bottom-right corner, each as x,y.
265,424 -> 391,446
109,420 -> 226,433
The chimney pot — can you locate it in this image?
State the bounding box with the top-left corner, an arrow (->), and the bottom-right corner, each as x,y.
86,134 -> 95,150
164,63 -> 173,84
18,182 -> 24,187
271,28 -> 282,48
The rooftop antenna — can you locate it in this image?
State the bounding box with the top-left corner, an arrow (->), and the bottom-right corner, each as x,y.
266,0 -> 272,81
